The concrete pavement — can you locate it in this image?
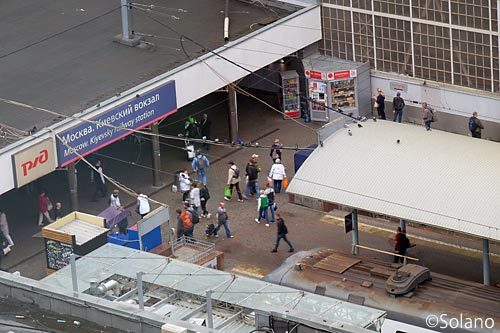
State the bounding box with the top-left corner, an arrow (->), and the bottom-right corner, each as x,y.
1,91 -> 499,286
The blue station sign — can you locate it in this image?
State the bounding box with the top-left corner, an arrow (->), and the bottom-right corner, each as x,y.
56,81 -> 177,166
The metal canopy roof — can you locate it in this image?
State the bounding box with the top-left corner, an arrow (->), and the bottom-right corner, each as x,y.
288,121 -> 500,241
42,244 -> 386,332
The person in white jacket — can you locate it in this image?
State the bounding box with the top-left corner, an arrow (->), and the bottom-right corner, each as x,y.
136,193 -> 151,219
189,182 -> 201,212
268,158 -> 286,193
0,210 -> 13,246
179,169 -> 191,203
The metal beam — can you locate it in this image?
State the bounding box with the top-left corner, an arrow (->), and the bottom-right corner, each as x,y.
483,239 -> 491,285
351,209 -> 359,255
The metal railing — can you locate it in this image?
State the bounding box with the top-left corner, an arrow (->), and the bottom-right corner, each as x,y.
354,244 -> 419,265
170,236 -> 216,264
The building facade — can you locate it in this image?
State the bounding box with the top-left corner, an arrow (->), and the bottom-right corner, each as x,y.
320,0 -> 499,93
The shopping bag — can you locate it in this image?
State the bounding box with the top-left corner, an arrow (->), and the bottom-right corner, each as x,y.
224,186 -> 232,198
283,177 -> 289,189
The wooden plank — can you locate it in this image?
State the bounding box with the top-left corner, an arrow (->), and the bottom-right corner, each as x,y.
314,253 -> 361,274
75,212 -> 106,228
41,228 -> 73,244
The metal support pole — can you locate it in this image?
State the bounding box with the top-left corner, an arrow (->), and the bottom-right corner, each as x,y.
351,209 -> 359,255
482,239 -> 491,285
206,289 -> 214,329
137,271 -> 144,309
70,254 -> 78,294
120,0 -> 131,39
227,84 -> 238,143
151,122 -> 162,187
223,0 -> 230,41
399,219 -> 406,231
67,162 -> 79,211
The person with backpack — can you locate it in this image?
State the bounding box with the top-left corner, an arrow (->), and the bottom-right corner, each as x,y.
186,202 -> 199,232
264,182 -> 276,223
468,112 -> 484,138
225,161 -> 243,202
192,151 -> 210,185
214,202 -> 234,238
271,214 -> 294,253
244,158 -> 259,199
198,183 -> 211,218
255,190 -> 270,226
393,227 -> 410,263
392,92 -> 405,123
422,102 -> 434,131
184,115 -> 199,138
178,205 -> 194,238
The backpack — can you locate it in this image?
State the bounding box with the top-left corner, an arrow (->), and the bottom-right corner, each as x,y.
189,208 -> 200,225
469,117 -> 477,132
197,156 -> 207,170
232,167 -> 240,179
402,234 -> 410,249
180,211 -> 193,229
394,97 -> 404,111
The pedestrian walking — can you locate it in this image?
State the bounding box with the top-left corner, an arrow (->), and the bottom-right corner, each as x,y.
244,158 -> 259,199
184,115 -> 199,138
392,92 -> 405,123
225,161 -> 243,202
38,191 -> 54,226
200,113 -> 211,150
468,112 -> 484,138
52,202 -> 64,220
214,202 -> 234,238
199,183 -> 211,218
93,160 -> 107,201
375,88 -> 386,120
136,193 -> 150,219
264,182 -> 276,223
189,182 -> 201,213
270,138 -> 283,162
271,214 -> 294,253
109,189 -> 122,210
192,151 -> 210,185
393,227 -> 410,263
179,169 -> 191,202
255,190 -> 270,226
269,159 -> 286,193
0,209 -> 14,246
0,230 -> 12,268
422,102 -> 434,131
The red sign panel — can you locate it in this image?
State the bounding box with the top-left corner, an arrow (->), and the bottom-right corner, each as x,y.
306,70 -> 323,80
333,70 -> 351,80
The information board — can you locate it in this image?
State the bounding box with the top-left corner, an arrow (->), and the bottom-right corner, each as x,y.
45,239 -> 73,270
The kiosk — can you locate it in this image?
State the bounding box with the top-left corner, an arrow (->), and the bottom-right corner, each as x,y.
302,53 -> 371,122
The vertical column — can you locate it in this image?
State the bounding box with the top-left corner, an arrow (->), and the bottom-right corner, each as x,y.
70,254 -> 78,295
410,0 -> 416,77
137,271 -> 145,309
350,0 -> 356,62
67,162 -> 79,211
351,209 -> 359,255
120,0 -> 131,39
399,219 -> 406,231
151,122 -> 162,188
371,0 -> 378,70
448,0 -> 455,85
206,290 -> 214,329
488,0 -> 494,92
483,239 -> 491,285
227,84 -> 238,143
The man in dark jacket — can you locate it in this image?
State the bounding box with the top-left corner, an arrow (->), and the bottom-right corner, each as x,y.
469,112 -> 484,138
392,92 -> 405,123
200,113 -> 211,149
393,227 -> 410,263
376,88 -> 386,120
244,158 -> 259,198
271,214 -> 294,253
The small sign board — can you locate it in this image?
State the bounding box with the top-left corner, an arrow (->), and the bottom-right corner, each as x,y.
345,212 -> 353,234
45,239 -> 73,270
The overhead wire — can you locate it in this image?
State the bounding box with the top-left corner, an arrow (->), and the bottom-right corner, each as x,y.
130,5 -> 362,123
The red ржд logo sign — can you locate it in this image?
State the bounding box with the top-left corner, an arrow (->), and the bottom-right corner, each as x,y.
21,149 -> 48,176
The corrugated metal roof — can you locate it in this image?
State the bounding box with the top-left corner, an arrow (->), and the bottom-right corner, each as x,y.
288,121 -> 500,241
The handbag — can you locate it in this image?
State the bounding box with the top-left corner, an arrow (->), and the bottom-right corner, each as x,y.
224,186 -> 232,198
283,177 -> 289,189
373,102 -> 379,108
47,200 -> 53,211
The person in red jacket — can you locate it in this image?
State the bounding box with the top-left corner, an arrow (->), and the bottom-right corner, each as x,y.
38,191 -> 54,227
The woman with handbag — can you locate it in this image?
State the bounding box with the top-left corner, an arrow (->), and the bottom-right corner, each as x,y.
38,190 -> 54,227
